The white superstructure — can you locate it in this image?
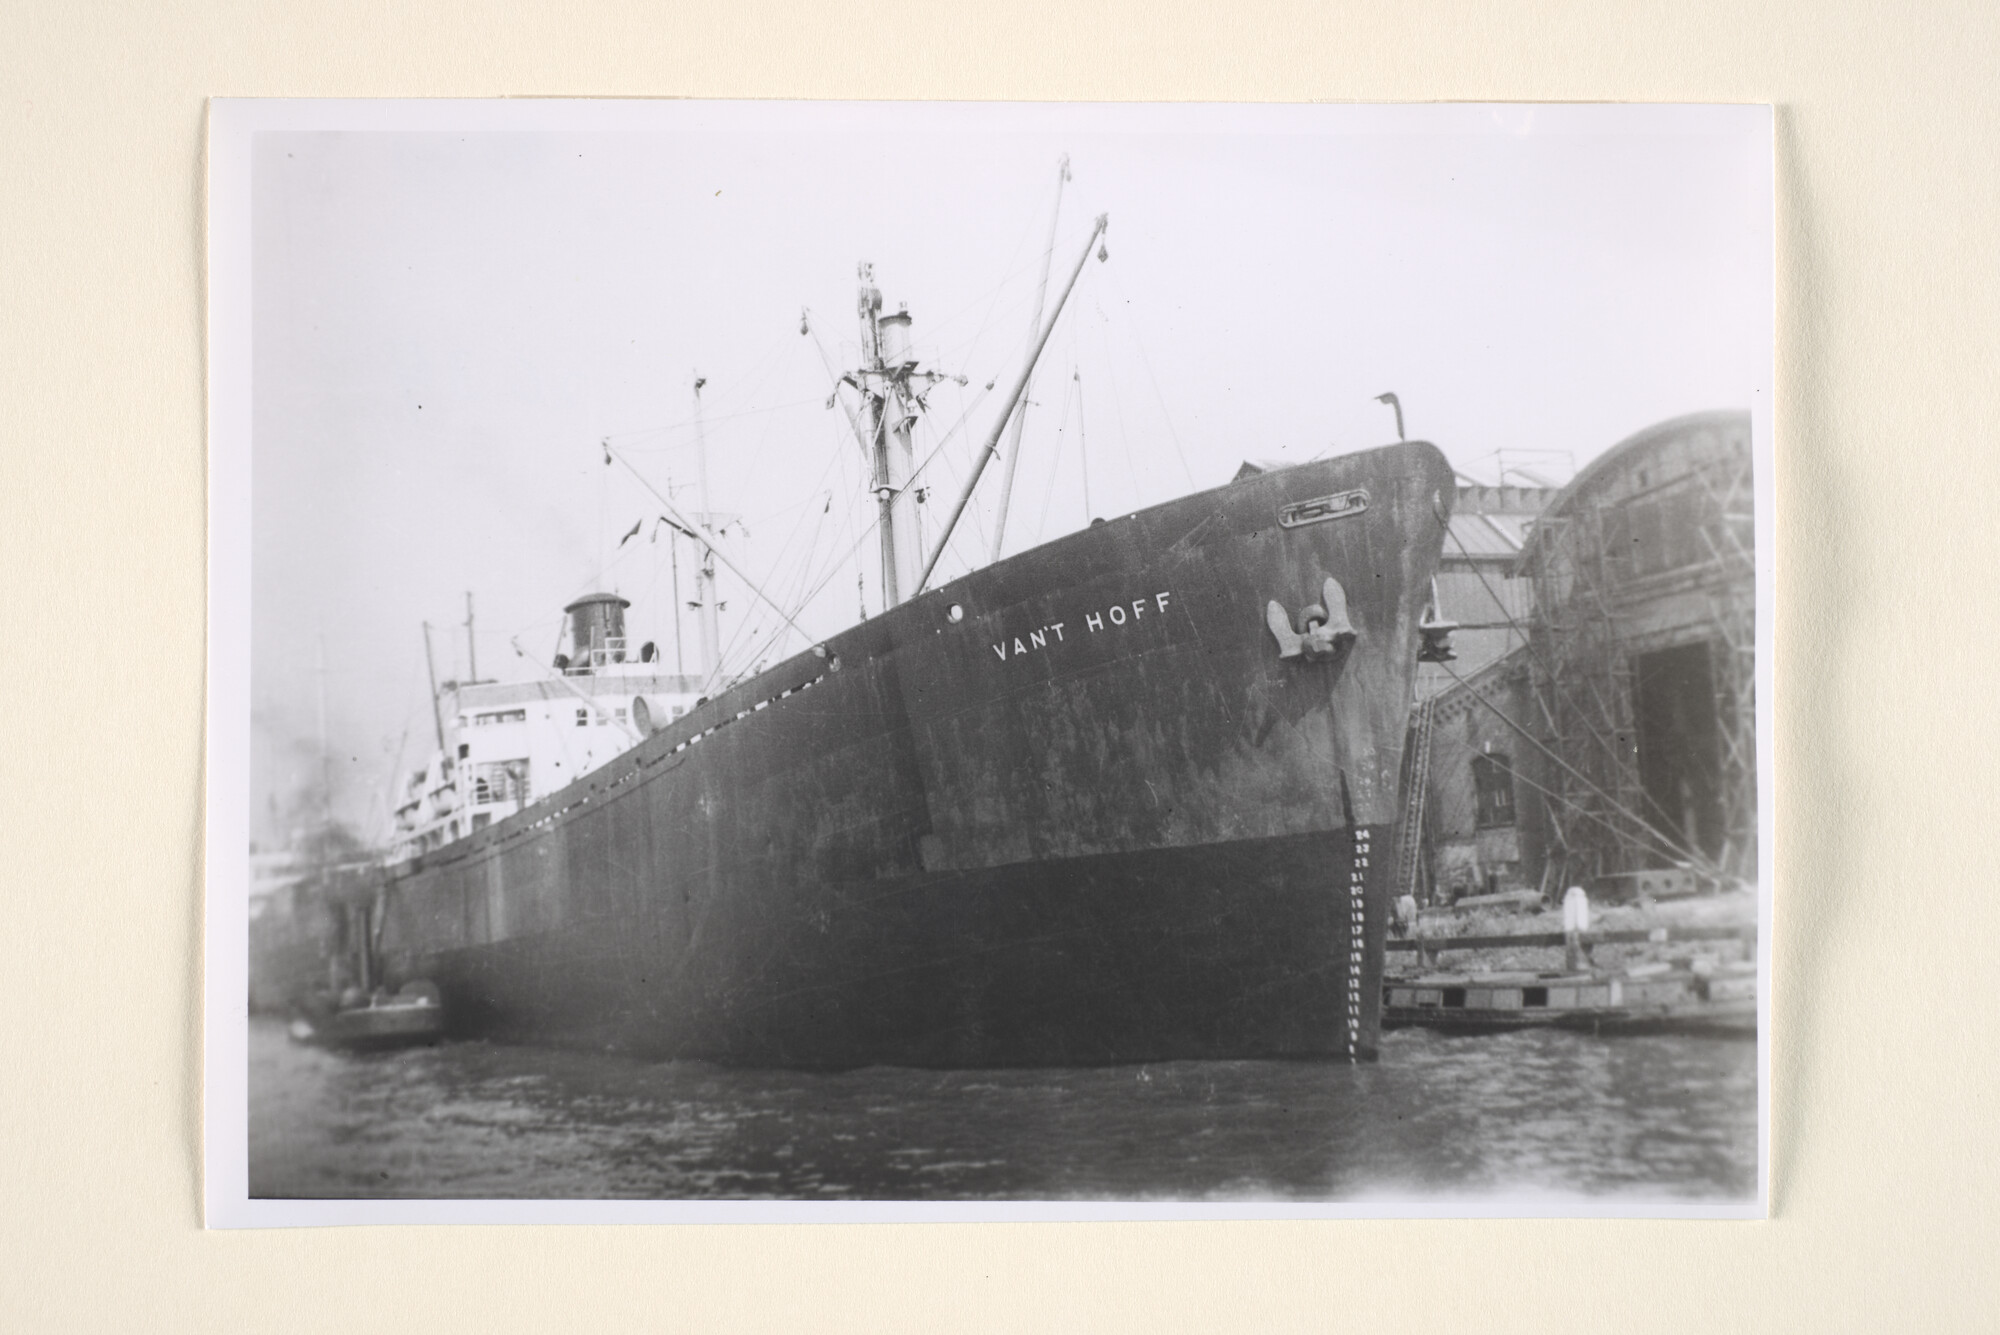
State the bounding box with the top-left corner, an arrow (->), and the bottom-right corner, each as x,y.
389,593 -> 705,860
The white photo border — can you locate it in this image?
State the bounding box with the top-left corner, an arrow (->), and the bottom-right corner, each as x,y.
206,97 -> 1775,1227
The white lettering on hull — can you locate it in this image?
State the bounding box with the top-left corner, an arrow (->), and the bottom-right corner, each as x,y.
988,591 -> 1174,663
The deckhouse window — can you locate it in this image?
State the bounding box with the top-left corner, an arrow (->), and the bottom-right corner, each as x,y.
473,759 -> 530,805
576,707 -> 589,727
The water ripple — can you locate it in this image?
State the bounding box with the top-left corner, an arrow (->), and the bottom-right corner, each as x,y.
249,1019 -> 1755,1201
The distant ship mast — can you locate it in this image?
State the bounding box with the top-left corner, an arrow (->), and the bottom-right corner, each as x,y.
316,633 -> 334,836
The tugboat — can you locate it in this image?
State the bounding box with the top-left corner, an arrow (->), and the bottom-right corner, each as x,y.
291,982 -> 446,1052
285,865 -> 445,1052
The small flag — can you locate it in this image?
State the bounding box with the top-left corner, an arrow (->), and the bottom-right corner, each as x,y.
617,518 -> 642,547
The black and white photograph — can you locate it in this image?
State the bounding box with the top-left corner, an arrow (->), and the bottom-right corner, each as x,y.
206,99 -> 1774,1221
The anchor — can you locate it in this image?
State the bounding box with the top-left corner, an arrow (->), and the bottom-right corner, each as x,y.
1265,576 -> 1358,662
1417,612 -> 1459,663
1416,578 -> 1458,662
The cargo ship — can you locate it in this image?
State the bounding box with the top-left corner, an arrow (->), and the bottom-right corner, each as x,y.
367,213 -> 1456,1067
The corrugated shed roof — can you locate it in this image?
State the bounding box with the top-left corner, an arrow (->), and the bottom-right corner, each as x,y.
1444,510 -> 1530,560
1516,408 -> 1751,569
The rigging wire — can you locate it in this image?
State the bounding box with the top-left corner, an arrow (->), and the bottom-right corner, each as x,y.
767,407 -> 873,633
1029,358 -> 1080,544
910,214 -> 1110,595
1100,266 -> 1198,489
904,208 -> 1082,368
1425,727 -> 1704,886
602,441 -> 815,646
469,203 -> 1110,700
770,213 -> 1110,606
678,352 -> 866,687
1431,658 -> 1722,878
829,410 -> 869,620
789,507 -> 886,630
1092,300 -> 1143,518
582,347 -> 838,679
920,416 -> 994,584
783,494 -> 835,619
600,396 -> 827,448
1438,518 -> 1643,781
899,381 -> 998,495
590,322 -> 815,468
701,456 -> 842,686
1077,364 -> 1091,523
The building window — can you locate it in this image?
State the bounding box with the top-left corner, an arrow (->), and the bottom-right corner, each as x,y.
1472,753 -> 1517,828
576,707 -> 589,727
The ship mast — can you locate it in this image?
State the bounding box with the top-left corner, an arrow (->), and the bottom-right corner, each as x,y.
853,265 -> 923,607
841,266 -> 980,609
463,592 -> 479,684
914,213 -> 1109,597
989,152 -> 1071,563
316,633 -> 334,836
816,199 -> 1102,611
420,621 -> 444,750
668,509 -> 684,676
690,374 -> 722,676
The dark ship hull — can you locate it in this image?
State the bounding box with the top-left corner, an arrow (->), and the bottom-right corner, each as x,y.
376,441 -> 1455,1066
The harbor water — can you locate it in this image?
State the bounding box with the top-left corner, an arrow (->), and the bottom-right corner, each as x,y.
249,1017 -> 1756,1201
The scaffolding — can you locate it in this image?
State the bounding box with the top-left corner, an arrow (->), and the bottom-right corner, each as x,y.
1694,445 -> 1759,879
1393,694 -> 1439,903
1523,429 -> 1757,889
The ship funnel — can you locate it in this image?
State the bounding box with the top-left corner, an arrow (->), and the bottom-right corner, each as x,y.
877,309 -> 914,367
563,592 -> 632,672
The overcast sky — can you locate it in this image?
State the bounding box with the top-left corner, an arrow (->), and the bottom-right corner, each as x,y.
243,102 -> 1771,843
